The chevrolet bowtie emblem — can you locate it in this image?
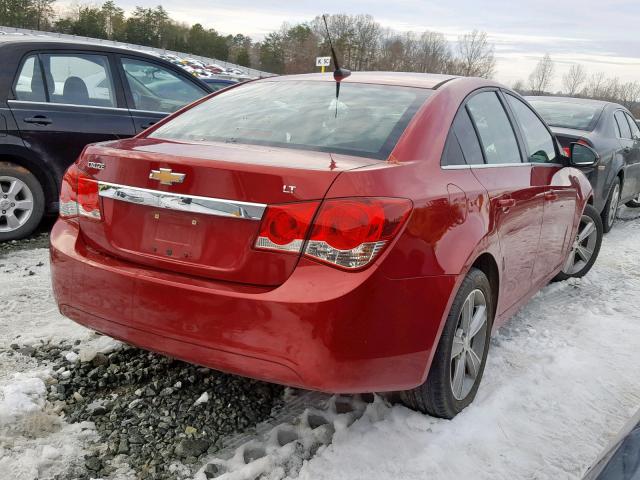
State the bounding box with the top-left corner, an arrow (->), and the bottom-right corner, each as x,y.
149,168 -> 186,186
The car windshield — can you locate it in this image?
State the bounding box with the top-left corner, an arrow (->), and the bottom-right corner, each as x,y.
149,80 -> 432,159
527,99 -> 603,131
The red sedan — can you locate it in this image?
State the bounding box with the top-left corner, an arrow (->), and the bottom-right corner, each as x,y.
50,73 -> 603,418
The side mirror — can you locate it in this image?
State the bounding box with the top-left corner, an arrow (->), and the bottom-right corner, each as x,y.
570,143 -> 599,167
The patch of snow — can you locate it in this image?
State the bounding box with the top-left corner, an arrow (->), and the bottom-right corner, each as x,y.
0,369 -> 98,480
0,373 -> 47,420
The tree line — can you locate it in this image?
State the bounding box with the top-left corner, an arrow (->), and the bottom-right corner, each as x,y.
257,15 -> 495,78
1,1 -> 496,76
0,0 -> 251,65
1,0 -> 638,113
515,53 -> 640,115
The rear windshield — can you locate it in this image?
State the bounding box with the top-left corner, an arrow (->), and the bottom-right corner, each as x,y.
528,99 -> 603,131
149,80 -> 432,160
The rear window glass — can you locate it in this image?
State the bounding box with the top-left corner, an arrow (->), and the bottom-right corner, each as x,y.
528,99 -> 602,131
149,81 -> 432,159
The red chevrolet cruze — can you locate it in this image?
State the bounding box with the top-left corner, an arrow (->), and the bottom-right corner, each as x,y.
50,73 -> 603,418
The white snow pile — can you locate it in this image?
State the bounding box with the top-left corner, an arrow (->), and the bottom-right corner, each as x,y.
0,369 -> 97,480
0,371 -> 48,423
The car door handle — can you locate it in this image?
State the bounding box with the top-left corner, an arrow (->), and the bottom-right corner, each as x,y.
141,121 -> 156,129
544,192 -> 559,201
497,198 -> 516,210
24,115 -> 52,125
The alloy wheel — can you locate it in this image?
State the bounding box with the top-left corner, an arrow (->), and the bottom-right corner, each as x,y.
562,214 -> 598,275
608,183 -> 620,228
450,289 -> 488,401
0,176 -> 35,233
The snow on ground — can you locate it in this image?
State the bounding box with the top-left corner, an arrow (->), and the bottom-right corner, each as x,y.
0,248 -> 120,479
1,208 -> 640,480
294,208 -> 640,480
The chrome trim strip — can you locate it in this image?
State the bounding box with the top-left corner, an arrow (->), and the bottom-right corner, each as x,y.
441,165 -> 471,170
130,109 -> 171,116
442,162 -> 563,170
8,99 -> 128,112
97,181 -> 266,220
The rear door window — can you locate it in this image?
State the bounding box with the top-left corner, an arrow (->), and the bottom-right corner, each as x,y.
120,57 -> 207,113
624,112 -> 640,139
441,131 -> 466,166
454,108 -> 485,165
466,91 -> 521,165
14,55 -> 46,102
615,111 -> 632,139
442,109 -> 485,166
39,53 -> 117,108
506,94 -> 557,163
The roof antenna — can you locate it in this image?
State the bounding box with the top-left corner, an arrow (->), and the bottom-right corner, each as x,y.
322,14 -> 351,116
322,14 -> 351,82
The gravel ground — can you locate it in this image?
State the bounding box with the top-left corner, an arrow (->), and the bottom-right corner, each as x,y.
2,340 -> 285,479
0,232 -> 50,255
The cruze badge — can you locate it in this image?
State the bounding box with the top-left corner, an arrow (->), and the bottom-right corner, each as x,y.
149,168 -> 186,186
88,161 -> 105,170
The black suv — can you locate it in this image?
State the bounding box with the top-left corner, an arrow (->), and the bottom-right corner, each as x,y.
0,36 -> 212,240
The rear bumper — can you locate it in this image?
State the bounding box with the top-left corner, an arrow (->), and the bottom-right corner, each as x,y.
50,219 -> 457,393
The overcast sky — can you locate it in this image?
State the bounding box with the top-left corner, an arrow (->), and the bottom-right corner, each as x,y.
61,0 -> 640,89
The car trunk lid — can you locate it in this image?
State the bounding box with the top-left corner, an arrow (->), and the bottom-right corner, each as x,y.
77,138 -> 379,286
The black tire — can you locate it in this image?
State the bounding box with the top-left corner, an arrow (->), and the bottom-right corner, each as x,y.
400,268 -> 493,419
601,178 -> 620,233
0,162 -> 45,242
554,204 -> 603,282
625,195 -> 640,208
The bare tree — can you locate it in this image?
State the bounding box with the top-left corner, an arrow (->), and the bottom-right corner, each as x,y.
583,72 -> 607,98
416,31 -> 451,73
618,81 -> 640,110
562,64 -> 586,96
512,79 -> 526,94
453,30 -> 495,78
528,54 -> 555,95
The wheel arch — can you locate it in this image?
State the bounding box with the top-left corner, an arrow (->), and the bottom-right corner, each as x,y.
0,148 -> 58,212
468,252 -> 500,323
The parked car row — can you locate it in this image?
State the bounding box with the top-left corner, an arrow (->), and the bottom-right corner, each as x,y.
154,52 -> 253,81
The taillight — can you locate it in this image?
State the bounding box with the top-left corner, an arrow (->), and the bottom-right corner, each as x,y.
306,198 -> 412,269
255,202 -> 319,253
254,197 -> 412,270
59,164 -> 101,221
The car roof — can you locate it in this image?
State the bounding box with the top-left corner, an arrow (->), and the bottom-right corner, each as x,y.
0,34 -> 160,58
526,95 -> 624,110
260,71 -> 461,89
